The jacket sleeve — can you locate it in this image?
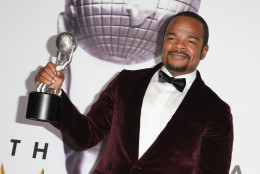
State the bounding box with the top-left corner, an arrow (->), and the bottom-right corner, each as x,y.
52,73 -> 119,149
196,106 -> 234,174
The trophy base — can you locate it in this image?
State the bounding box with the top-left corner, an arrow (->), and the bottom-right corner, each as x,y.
26,92 -> 61,123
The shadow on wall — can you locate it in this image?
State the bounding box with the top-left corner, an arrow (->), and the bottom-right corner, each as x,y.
16,34 -> 118,174
15,35 -> 64,141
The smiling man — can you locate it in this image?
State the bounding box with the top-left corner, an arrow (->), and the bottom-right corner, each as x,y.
35,11 -> 233,174
161,13 -> 209,77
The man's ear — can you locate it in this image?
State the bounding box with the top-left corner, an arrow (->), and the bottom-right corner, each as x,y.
200,45 -> 209,60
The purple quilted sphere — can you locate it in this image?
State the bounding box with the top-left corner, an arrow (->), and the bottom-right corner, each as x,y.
61,0 -> 200,64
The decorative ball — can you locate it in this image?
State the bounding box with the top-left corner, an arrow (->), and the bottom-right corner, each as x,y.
64,0 -> 200,64
56,32 -> 78,54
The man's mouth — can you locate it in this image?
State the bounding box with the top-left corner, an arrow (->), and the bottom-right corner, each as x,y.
167,50 -> 190,60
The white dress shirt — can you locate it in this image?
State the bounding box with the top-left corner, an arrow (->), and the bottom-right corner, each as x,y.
138,66 -> 197,158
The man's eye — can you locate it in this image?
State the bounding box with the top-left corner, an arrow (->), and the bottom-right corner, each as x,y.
168,37 -> 175,40
188,40 -> 196,44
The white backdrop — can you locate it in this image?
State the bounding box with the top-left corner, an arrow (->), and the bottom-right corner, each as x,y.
0,0 -> 259,173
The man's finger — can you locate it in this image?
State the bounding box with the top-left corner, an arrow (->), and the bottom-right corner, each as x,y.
46,62 -> 58,74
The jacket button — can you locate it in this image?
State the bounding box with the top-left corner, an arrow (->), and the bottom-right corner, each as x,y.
132,165 -> 143,173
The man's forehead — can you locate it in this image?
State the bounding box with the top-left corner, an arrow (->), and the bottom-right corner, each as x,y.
170,16 -> 200,26
167,16 -> 203,33
165,16 -> 204,41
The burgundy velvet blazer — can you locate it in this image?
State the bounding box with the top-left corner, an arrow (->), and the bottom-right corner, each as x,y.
54,63 -> 233,174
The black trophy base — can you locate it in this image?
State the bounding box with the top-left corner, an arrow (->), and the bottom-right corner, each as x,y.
26,92 -> 61,123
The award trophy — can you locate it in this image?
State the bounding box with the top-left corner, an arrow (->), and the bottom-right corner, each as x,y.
26,32 -> 77,123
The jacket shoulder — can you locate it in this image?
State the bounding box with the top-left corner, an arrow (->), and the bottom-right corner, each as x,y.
117,63 -> 162,82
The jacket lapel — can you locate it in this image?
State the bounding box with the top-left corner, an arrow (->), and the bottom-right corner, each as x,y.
123,63 -> 163,161
139,71 -> 206,160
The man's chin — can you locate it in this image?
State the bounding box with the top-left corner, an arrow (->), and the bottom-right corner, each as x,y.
166,63 -> 187,73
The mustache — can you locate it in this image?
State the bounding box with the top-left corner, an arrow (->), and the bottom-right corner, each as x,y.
167,50 -> 190,59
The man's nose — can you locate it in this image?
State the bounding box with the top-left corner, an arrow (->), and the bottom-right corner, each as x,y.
173,39 -> 186,50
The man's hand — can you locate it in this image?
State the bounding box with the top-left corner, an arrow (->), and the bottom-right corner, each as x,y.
35,62 -> 65,93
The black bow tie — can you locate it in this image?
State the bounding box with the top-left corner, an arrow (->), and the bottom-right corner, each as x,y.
158,70 -> 186,92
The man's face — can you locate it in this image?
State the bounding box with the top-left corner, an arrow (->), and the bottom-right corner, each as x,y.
161,16 -> 208,77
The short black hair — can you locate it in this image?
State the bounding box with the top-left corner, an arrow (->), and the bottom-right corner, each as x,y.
164,11 -> 209,47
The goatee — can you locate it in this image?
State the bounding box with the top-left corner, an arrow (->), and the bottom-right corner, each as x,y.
166,60 -> 187,72
166,50 -> 190,72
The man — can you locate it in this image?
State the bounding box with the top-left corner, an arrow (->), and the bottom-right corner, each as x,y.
35,11 -> 233,174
